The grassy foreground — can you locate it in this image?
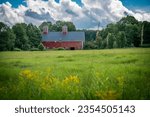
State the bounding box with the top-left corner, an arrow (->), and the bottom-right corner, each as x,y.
0,48 -> 150,100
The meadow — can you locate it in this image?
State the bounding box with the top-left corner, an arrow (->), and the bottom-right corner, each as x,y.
0,48 -> 150,100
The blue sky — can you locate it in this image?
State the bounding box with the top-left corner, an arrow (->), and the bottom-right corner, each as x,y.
120,0 -> 150,11
0,0 -> 27,7
0,0 -> 150,11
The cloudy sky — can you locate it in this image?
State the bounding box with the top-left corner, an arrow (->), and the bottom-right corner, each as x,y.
0,0 -> 150,29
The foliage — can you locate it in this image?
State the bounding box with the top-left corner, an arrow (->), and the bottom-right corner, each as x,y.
116,31 -> 126,48
12,23 -> 29,50
84,30 -> 97,41
84,16 -> 150,49
84,40 -> 97,49
39,21 -> 76,32
26,23 -> 41,48
38,43 -> 45,51
39,22 -> 53,31
0,22 -> 15,51
52,47 -> 65,50
30,48 -> 39,51
83,30 -> 97,49
96,31 -> 102,48
0,22 -> 42,51
106,33 -> 115,49
13,48 -> 22,51
143,21 -> 150,44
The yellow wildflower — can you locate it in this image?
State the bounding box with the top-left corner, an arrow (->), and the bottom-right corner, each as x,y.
19,69 -> 38,80
63,75 -> 80,84
95,90 -> 119,100
40,77 -> 58,91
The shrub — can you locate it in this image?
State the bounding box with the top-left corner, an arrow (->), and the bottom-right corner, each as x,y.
13,48 -> 21,51
53,47 -> 65,50
30,48 -> 39,51
22,44 -> 31,51
38,43 -> 45,51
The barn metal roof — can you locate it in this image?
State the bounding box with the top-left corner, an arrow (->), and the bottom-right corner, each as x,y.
42,32 -> 85,42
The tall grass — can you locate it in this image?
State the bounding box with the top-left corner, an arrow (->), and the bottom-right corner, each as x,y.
0,48 -> 150,99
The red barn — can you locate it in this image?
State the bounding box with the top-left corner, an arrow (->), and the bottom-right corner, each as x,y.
42,25 -> 85,50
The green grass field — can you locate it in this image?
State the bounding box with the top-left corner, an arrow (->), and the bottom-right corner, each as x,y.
0,48 -> 150,100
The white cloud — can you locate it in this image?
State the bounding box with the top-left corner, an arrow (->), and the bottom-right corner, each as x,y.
134,11 -> 150,21
0,2 -> 24,26
0,0 -> 150,29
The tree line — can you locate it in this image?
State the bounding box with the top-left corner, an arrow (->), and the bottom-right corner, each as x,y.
0,16 -> 150,51
84,16 -> 150,49
0,23 -> 41,51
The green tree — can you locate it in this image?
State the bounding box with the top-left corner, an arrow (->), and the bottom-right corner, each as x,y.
117,16 -> 140,47
143,21 -> 150,45
113,41 -> 118,48
84,40 -> 97,49
39,21 -> 53,31
85,30 -> 96,41
118,16 -> 139,25
101,39 -> 107,49
53,21 -> 76,31
38,43 -> 45,51
116,31 -> 126,48
0,22 -> 15,51
140,22 -> 144,46
106,23 -> 118,34
96,31 -> 103,49
12,23 -> 29,50
40,21 -> 76,32
125,24 -> 140,47
26,23 -> 41,48
66,21 -> 76,31
106,33 -> 115,49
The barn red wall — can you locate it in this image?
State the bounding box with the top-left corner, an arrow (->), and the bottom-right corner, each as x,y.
42,41 -> 83,49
